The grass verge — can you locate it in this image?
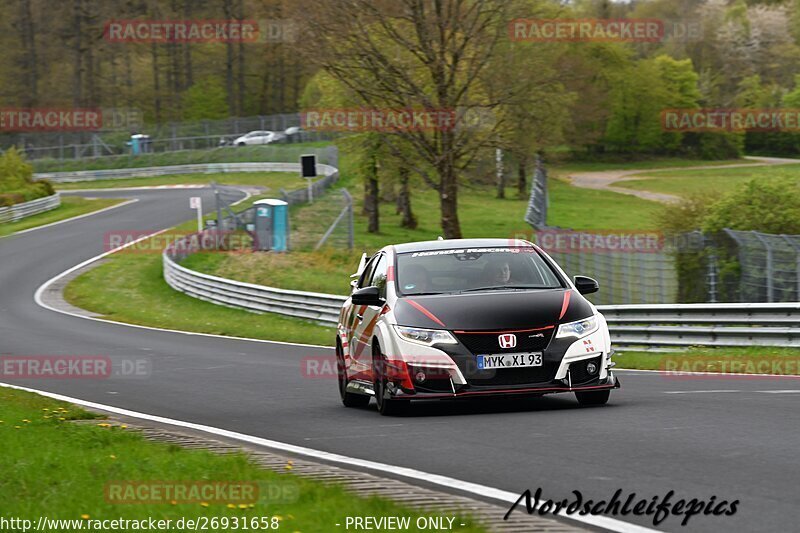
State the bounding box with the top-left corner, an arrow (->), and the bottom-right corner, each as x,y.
616,346 -> 800,373
54,172 -> 308,191
617,163 -> 800,198
181,177 -> 662,296
32,143 -> 332,173
0,387 -> 485,531
63,247 -> 334,346
0,196 -> 125,238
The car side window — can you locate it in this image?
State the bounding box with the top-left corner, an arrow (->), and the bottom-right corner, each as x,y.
370,254 -> 389,299
357,255 -> 379,289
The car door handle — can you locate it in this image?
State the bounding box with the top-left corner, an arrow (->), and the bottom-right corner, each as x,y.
356,313 -> 364,321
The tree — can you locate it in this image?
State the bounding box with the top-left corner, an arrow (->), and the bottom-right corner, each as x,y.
297,0 -> 513,239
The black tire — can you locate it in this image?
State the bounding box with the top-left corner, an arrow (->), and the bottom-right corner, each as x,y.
372,344 -> 408,416
337,340 -> 369,408
575,389 -> 611,406
237,142 -> 246,147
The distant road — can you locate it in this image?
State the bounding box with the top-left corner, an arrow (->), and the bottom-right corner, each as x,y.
567,155 -> 800,203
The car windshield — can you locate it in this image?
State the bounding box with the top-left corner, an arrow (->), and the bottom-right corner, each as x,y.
396,246 -> 563,296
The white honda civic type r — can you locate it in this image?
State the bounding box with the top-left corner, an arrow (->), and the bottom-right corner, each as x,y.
335,238 -> 618,415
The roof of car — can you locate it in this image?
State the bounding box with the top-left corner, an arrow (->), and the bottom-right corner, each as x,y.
392,238 -> 533,253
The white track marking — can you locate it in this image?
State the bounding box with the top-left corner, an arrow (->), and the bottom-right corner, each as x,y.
663,390 -> 741,394
755,390 -> 800,394
0,199 -> 138,239
63,185 -> 207,192
0,381 -> 658,533
32,189 -> 331,350
616,368 -> 800,379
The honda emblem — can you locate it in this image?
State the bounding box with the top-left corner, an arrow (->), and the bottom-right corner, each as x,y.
498,334 -> 517,349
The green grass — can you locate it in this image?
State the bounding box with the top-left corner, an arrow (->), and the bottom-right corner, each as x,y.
617,163 -> 800,198
549,157 -> 746,176
55,172 -> 310,191
64,246 -> 335,346
182,176 -> 662,296
616,346 -> 800,373
32,143 -> 332,173
0,196 -> 125,238
0,387 -> 485,531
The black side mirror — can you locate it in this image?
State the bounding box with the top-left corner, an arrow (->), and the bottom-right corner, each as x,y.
351,286 -> 383,306
574,276 -> 599,295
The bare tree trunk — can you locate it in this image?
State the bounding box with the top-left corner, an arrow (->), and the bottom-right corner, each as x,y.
183,0 -> 193,88
222,0 -> 236,115
124,46 -> 133,107
151,42 -> 162,124
72,0 -> 83,107
517,158 -> 527,198
439,134 -> 461,239
397,166 -> 417,229
18,0 -> 38,106
236,0 -> 246,115
364,139 -> 380,233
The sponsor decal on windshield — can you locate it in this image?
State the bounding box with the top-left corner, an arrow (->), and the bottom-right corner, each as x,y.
409,247 -> 532,258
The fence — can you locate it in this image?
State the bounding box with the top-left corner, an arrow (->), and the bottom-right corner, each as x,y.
0,194 -> 60,224
723,230 -> 800,303
33,146 -> 339,183
211,176 -> 354,252
2,113 -> 339,162
161,248 -> 800,347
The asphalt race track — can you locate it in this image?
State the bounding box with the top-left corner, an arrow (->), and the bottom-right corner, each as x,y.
1,188 -> 798,532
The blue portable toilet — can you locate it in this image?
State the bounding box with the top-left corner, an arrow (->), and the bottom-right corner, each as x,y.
253,199 -> 289,252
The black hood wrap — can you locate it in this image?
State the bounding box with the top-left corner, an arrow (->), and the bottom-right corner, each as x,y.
395,289 -> 593,331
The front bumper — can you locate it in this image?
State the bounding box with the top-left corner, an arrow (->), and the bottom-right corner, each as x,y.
382,326 -> 618,400
384,373 -> 620,400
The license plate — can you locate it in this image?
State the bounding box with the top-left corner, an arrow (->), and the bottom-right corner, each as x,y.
477,353 -> 542,370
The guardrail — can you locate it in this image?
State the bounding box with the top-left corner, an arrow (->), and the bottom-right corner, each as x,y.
34,161 -> 338,183
0,193 -> 60,224
163,242 -> 800,347
164,243 -> 345,324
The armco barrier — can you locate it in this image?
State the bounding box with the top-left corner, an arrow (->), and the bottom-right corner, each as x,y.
0,193 -> 60,224
34,162 -> 337,183
164,242 -> 345,324
162,238 -> 800,347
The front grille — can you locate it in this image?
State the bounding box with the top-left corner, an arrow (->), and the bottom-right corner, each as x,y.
467,362 -> 557,386
455,328 -> 553,355
569,356 -> 602,385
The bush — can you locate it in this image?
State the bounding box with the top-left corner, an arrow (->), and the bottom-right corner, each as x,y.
703,178 -> 800,234
0,147 -> 54,206
662,178 -> 800,302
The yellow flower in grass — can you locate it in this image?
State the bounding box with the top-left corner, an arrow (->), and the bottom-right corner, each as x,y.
22,419 -> 30,423
14,426 -> 21,429
81,514 -> 90,520
170,500 -> 177,505
120,425 -> 127,429
58,417 -> 65,421
109,455 -> 117,460
97,423 -> 111,428
238,504 -> 248,510
200,502 -> 209,508
227,504 -> 236,509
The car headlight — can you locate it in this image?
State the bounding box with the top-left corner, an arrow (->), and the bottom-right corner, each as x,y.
394,326 -> 458,346
556,315 -> 599,339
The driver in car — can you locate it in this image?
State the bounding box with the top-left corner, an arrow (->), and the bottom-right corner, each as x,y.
486,259 -> 512,286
